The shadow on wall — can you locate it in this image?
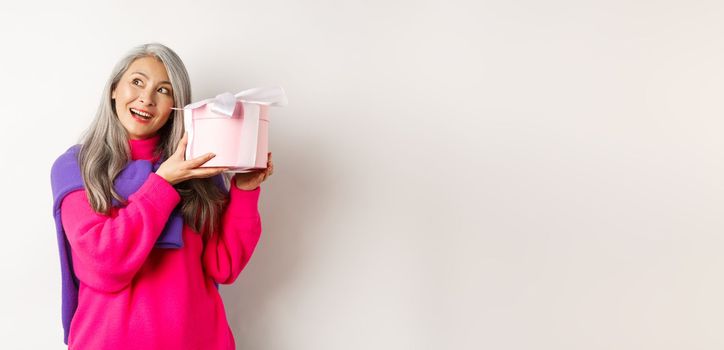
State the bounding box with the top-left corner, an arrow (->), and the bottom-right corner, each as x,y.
220,130 -> 333,347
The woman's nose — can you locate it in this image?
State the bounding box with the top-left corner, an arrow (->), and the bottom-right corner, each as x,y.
138,91 -> 154,105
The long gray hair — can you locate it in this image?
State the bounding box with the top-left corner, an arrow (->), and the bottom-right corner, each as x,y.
78,42 -> 228,239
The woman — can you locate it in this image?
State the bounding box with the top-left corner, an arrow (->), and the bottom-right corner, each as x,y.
50,42 -> 271,349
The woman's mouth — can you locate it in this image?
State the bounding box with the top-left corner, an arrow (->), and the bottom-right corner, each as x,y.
129,108 -> 153,123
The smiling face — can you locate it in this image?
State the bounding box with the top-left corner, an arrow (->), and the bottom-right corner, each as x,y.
112,56 -> 175,140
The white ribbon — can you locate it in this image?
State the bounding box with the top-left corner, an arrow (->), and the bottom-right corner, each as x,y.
172,86 -> 288,118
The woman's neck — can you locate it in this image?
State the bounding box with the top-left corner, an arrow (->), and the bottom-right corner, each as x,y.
128,134 -> 161,162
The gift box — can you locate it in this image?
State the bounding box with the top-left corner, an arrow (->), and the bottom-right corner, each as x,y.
178,87 -> 287,173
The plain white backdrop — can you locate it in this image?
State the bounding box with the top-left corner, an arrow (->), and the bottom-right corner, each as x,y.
2,0 -> 724,349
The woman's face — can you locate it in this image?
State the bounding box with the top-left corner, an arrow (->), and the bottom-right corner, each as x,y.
112,56 -> 175,140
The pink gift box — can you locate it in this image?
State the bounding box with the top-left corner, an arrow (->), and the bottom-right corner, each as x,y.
180,87 -> 287,173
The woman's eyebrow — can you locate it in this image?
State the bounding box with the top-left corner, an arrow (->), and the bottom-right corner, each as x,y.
130,71 -> 171,85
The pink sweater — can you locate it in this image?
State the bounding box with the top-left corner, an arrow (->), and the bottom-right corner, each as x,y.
60,134 -> 262,350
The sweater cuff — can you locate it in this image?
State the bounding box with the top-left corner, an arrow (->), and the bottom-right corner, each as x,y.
136,173 -> 182,211
229,183 -> 261,215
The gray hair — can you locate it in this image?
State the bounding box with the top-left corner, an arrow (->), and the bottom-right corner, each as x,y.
78,42 -> 228,238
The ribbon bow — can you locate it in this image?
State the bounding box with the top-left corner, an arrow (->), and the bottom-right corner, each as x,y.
172,86 -> 288,118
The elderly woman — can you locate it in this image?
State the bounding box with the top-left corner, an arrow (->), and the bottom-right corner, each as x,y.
50,42 -> 272,349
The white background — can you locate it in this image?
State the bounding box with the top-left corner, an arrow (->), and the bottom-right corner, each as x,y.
1,0 -> 724,349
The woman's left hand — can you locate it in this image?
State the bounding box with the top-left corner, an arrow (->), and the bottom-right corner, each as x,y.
234,152 -> 274,190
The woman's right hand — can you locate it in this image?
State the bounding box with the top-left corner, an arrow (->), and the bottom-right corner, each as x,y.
155,132 -> 229,185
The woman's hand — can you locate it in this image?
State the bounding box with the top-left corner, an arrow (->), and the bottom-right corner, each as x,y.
234,152 -> 274,190
155,132 -> 229,185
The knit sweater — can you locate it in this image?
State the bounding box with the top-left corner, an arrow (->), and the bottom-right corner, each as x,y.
59,134 -> 262,349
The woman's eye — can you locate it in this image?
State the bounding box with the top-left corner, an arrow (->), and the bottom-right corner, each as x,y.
132,78 -> 142,86
159,87 -> 170,94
